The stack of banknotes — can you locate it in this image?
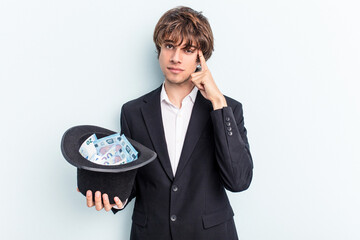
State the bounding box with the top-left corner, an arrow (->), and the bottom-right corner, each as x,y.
79,133 -> 138,165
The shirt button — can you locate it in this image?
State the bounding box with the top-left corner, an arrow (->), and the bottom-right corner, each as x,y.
227,127 -> 232,131
172,185 -> 178,192
225,117 -> 230,122
226,122 -> 231,127
228,131 -> 233,136
170,215 -> 177,222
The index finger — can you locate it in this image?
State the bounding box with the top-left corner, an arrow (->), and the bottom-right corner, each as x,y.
198,49 -> 208,71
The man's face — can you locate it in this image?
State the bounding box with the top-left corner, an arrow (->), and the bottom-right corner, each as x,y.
158,40 -> 199,85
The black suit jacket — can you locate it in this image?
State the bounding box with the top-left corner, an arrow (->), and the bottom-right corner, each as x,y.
114,85 -> 253,240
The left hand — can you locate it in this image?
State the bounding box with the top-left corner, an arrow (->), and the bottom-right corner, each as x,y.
190,50 -> 227,110
76,188 -> 124,212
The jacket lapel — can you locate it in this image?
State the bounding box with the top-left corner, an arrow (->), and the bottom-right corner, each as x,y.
174,92 -> 213,179
141,86 -> 174,181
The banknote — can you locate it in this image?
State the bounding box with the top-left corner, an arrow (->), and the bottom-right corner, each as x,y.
119,134 -> 138,160
80,133 -> 138,166
94,133 -> 138,160
90,145 -> 126,165
99,135 -> 138,164
79,134 -> 98,160
93,133 -> 122,155
115,147 -> 135,164
90,154 -> 104,163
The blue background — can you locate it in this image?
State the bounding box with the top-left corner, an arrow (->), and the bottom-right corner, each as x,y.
1,0 -> 359,239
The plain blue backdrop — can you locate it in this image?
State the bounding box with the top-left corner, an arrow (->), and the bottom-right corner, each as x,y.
1,0 -> 359,239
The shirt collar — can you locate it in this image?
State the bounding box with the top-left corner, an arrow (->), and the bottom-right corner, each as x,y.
160,82 -> 198,105
188,85 -> 198,103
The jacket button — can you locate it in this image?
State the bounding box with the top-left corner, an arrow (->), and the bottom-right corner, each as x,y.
226,122 -> 231,127
225,117 -> 230,122
228,131 -> 233,136
170,215 -> 177,222
172,185 -> 178,192
227,127 -> 232,131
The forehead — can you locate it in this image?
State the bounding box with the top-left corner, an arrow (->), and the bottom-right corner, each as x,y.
163,32 -> 198,48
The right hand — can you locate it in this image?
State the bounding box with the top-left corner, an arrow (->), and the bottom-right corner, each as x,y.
76,188 -> 124,212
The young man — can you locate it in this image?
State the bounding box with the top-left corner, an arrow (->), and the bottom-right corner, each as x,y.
83,6 -> 253,240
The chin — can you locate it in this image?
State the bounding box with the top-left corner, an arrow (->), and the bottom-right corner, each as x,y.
165,74 -> 190,85
166,77 -> 190,85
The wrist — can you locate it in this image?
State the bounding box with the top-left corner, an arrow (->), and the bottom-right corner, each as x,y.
211,95 -> 227,110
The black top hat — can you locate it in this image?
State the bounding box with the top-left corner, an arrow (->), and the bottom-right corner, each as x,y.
61,125 -> 157,204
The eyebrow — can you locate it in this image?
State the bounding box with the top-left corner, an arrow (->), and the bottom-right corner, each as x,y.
163,40 -> 197,49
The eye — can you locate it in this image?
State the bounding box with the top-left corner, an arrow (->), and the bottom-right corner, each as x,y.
165,44 -> 174,49
184,48 -> 195,54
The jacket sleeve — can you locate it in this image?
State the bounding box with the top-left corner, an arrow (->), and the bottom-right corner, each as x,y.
112,105 -> 137,214
210,103 -> 253,192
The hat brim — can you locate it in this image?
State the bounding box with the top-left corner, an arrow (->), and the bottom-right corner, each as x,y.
61,125 -> 157,173
61,125 -> 157,204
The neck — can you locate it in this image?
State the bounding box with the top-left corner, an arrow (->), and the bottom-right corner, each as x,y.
164,79 -> 194,108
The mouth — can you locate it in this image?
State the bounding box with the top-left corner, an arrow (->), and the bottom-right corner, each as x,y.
167,67 -> 184,74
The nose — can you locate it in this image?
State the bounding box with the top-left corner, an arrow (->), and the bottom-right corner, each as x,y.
170,48 -> 182,63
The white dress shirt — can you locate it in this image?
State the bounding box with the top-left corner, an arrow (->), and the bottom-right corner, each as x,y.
160,83 -> 198,176
114,84 -> 198,209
